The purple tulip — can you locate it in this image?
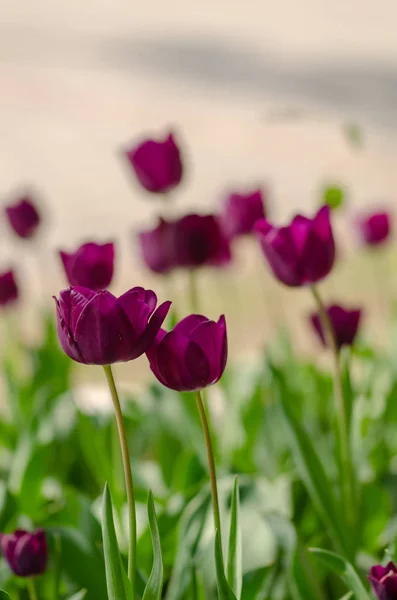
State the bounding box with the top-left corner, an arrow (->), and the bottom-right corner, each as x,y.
59,242 -> 115,291
125,132 -> 183,194
255,205 -> 335,287
173,214 -> 232,268
356,211 -> 391,246
146,314 -> 227,392
221,188 -> 266,238
310,304 -> 361,349
0,529 -> 47,577
0,270 -> 18,307
138,219 -> 177,274
54,286 -> 171,365
5,196 -> 40,239
369,562 -> 397,599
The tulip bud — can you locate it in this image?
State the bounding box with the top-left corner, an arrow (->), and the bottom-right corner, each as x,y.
5,196 -> 41,239
138,219 -> 177,274
369,562 -> 397,599
0,270 -> 18,307
310,304 -> 361,349
0,529 -> 47,577
173,214 -> 231,268
356,211 -> 391,246
59,242 -> 115,291
221,189 -> 265,238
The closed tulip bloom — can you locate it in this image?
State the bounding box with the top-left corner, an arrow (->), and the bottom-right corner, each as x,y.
5,196 -> 41,239
357,211 -> 391,246
0,270 -> 18,307
146,314 -> 227,392
0,529 -> 47,577
59,242 -> 115,291
310,304 -> 361,349
138,219 -> 177,274
369,562 -> 397,599
221,188 -> 265,238
255,205 -> 335,287
125,132 -> 183,194
54,286 -> 171,365
174,214 -> 232,268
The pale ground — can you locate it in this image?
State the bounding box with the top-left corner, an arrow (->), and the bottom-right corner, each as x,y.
1,0 -> 397,390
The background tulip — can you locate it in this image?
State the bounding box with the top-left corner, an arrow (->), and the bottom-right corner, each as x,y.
125,132 -> 183,194
54,286 -> 171,365
369,562 -> 397,599
59,242 -> 115,291
221,188 -> 265,238
173,214 -> 231,268
310,304 -> 361,349
146,313 -> 227,391
356,211 -> 391,246
0,270 -> 19,307
255,205 -> 335,287
0,529 -> 47,577
5,196 -> 41,239
138,219 -> 177,274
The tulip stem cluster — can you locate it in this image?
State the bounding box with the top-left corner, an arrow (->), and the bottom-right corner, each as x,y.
27,579 -> 38,600
103,365 -> 137,590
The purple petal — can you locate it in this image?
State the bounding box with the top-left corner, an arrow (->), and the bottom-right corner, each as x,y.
173,314 -> 209,336
136,300 -> 171,356
188,316 -> 227,383
156,331 -> 194,391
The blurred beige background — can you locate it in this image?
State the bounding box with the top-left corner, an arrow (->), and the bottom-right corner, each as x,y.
1,0 -> 397,382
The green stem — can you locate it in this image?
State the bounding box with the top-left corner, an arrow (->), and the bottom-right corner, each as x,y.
311,286 -> 356,531
188,270 -> 199,314
103,365 -> 137,592
26,579 -> 38,600
195,391 -> 223,553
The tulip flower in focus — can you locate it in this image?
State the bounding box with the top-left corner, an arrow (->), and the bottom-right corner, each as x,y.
138,219 -> 177,274
0,270 -> 18,307
125,132 -> 183,194
146,313 -> 227,391
54,286 -> 170,365
255,205 -> 335,287
5,196 -> 41,239
59,242 -> 115,291
310,304 -> 362,350
0,529 -> 47,577
173,214 -> 231,268
369,562 -> 397,599
356,211 -> 391,246
221,188 -> 265,238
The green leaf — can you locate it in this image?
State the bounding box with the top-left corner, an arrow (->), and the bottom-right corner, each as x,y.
102,483 -> 134,600
322,184 -> 346,210
309,548 -> 371,600
227,478 -> 242,599
190,569 -> 206,600
0,592 -> 10,599
339,594 -> 354,600
215,530 -> 238,600
68,591 -> 87,600
142,491 -> 163,600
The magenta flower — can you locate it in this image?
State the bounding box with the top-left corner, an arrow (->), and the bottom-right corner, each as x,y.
0,529 -> 47,577
369,562 -> 397,599
356,211 -> 391,246
146,314 -> 227,392
255,205 -> 335,287
0,270 -> 18,307
59,242 -> 115,291
173,214 -> 231,268
138,219 -> 177,274
125,132 -> 182,194
5,196 -> 41,239
54,286 -> 171,365
310,304 -> 361,349
221,188 -> 265,238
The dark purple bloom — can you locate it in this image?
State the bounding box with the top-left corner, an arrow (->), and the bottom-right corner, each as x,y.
59,242 -> 115,291
0,529 -> 47,577
356,211 -> 391,246
369,562 -> 397,599
146,313 -> 227,392
138,219 -> 177,274
221,188 -> 266,238
173,214 -> 231,268
255,205 -> 335,287
0,270 -> 18,307
54,286 -> 171,365
125,132 -> 183,194
310,304 -> 361,349
5,196 -> 40,239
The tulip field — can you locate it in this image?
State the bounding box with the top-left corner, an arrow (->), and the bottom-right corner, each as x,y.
0,131 -> 396,600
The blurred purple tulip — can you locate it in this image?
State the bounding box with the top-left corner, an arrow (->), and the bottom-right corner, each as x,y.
221,188 -> 265,238
310,304 -> 361,349
138,219 -> 177,274
125,132 -> 183,194
0,529 -> 47,577
0,270 -> 18,307
173,214 -> 231,268
255,205 -> 335,286
369,562 -> 397,599
54,286 -> 171,365
5,196 -> 41,239
59,242 -> 115,291
356,211 -> 391,246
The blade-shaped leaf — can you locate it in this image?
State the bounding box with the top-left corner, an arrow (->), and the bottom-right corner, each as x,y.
227,478 -> 242,599
309,548 -> 371,600
190,569 -> 206,600
68,591 -> 87,600
142,491 -> 163,600
102,483 -> 134,600
0,592 -> 10,599
339,594 -> 354,600
215,530 -> 238,600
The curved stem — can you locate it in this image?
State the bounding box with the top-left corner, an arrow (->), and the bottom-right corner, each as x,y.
103,365 -> 137,592
195,391 -> 223,552
27,579 -> 38,600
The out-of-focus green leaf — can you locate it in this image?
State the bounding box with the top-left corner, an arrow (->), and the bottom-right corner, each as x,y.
322,185 -> 346,211
142,492 -> 163,600
0,591 -> 10,599
309,548 -> 370,600
215,531 -> 238,600
241,566 -> 273,599
189,569 -> 206,600
339,593 -> 354,600
227,478 -> 242,599
68,591 -> 87,600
